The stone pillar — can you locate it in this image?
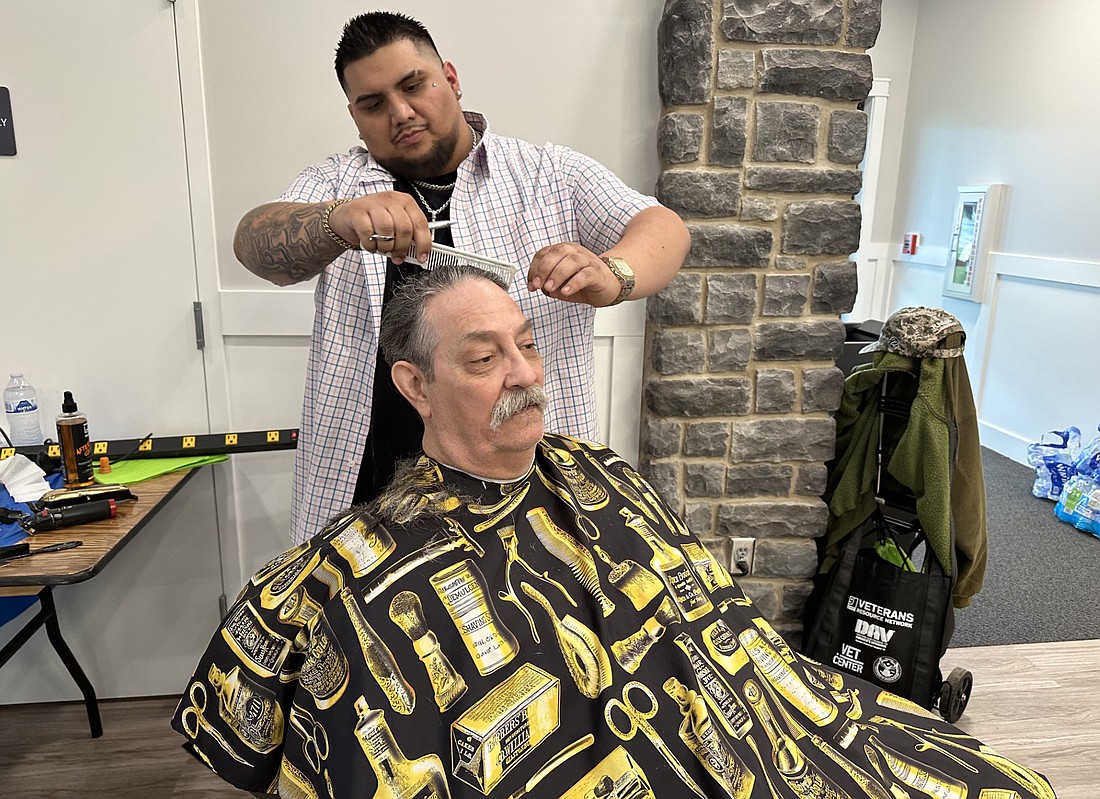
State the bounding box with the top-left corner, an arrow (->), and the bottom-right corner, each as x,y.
647,0 -> 880,638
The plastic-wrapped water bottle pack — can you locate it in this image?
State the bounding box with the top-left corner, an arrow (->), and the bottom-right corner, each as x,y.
1029,425 -> 1100,538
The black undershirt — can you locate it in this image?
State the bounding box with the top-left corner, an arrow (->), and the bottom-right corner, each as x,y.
351,172 -> 457,506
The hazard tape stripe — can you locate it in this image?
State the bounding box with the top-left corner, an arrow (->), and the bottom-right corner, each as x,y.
1,429 -> 299,462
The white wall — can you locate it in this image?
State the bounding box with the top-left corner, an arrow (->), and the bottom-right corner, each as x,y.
870,0 -> 1100,461
849,0 -> 918,321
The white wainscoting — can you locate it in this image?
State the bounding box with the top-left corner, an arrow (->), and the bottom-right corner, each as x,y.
884,248 -> 1100,464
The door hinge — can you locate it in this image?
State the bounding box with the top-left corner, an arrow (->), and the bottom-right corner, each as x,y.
193,301 -> 206,350
218,594 -> 228,618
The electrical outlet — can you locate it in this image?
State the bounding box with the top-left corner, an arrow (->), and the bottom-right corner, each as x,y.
731,537 -> 755,576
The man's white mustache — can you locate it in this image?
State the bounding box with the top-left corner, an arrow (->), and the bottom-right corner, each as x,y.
489,386 -> 548,429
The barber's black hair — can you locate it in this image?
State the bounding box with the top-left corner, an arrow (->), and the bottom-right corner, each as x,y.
379,265 -> 509,381
335,11 -> 442,91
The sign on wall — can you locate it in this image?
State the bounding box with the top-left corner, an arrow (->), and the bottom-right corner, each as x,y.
0,87 -> 15,156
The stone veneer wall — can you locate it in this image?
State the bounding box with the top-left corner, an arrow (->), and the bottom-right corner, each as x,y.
643,0 -> 881,639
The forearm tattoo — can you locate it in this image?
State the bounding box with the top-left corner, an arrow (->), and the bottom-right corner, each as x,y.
237,203 -> 347,284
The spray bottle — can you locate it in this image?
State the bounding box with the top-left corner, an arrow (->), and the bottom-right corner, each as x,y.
57,391 -> 94,488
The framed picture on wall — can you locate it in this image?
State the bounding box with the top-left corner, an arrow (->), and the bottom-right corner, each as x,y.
943,184 -> 1005,302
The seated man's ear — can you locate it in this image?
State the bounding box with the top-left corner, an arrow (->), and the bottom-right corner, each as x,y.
391,361 -> 431,417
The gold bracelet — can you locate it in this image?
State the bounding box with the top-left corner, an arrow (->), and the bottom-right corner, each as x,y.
321,198 -> 358,250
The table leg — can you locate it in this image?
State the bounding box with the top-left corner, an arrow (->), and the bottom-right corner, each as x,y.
39,587 -> 103,738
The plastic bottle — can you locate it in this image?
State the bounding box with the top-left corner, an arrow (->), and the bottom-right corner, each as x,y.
56,390 -> 95,488
4,373 -> 44,447
1054,453 -> 1100,538
1026,427 -> 1081,501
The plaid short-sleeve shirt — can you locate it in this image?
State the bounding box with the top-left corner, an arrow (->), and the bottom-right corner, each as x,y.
277,112 -> 658,544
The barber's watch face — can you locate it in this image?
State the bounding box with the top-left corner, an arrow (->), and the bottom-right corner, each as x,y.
344,39 -> 466,179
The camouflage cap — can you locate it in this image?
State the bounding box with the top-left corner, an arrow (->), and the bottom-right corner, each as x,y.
858,306 -> 966,359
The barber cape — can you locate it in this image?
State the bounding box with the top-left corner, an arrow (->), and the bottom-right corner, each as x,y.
173,434 -> 1053,799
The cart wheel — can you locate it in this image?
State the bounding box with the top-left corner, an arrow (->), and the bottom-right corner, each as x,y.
939,667 -> 973,723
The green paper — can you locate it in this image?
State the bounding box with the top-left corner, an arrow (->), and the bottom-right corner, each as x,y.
93,455 -> 226,485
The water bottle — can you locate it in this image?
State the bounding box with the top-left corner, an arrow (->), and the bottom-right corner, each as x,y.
3,373 -> 44,447
1054,453 -> 1100,538
1026,427 -> 1081,501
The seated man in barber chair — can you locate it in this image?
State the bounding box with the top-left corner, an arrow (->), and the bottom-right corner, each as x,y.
172,265 -> 1054,799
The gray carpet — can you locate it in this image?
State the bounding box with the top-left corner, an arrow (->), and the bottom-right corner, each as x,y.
949,447 -> 1100,648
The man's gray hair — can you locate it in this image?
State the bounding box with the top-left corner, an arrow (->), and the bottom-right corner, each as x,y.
379,265 -> 509,380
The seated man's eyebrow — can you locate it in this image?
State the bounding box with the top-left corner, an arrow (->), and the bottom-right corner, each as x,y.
458,320 -> 534,346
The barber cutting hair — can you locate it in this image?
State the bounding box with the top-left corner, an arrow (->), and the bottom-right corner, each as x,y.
174,266 -> 1055,799
233,11 -> 690,545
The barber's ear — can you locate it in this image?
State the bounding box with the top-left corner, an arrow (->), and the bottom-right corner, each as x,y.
391,361 -> 431,417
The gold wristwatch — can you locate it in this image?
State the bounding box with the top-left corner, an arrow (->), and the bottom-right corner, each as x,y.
600,256 -> 636,306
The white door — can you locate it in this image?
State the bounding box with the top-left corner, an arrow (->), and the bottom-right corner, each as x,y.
0,0 -> 225,701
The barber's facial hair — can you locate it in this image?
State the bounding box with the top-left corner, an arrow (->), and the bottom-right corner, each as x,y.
375,116 -> 462,180
489,386 -> 548,429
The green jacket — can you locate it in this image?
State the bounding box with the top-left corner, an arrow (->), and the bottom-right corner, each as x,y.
824,351 -> 988,608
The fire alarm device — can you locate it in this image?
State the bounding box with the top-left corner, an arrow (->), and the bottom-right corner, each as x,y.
902,232 -> 920,255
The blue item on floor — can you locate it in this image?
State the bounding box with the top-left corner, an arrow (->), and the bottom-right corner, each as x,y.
1054,452 -> 1100,538
1027,427 -> 1081,500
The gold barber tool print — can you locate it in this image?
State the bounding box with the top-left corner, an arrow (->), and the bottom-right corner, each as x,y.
450,664 -> 560,794
259,549 -> 322,610
296,613 -> 350,709
663,676 -> 755,799
278,585 -> 323,628
593,544 -> 664,612
559,746 -> 654,799
599,452 -> 689,536
361,528 -> 480,605
220,601 -> 292,679
521,581 -> 612,699
622,509 -> 713,621
430,559 -> 520,676
504,734 -> 595,799
743,679 -> 848,799
354,698 -> 453,799
604,681 -> 708,799
681,541 -> 735,593
739,628 -> 838,726
469,483 -> 530,533
251,543 -> 310,587
526,506 -> 616,616
578,448 -> 658,521
610,595 -> 681,674
806,732 -> 893,799
674,633 -> 753,739
278,758 -> 321,799
331,517 -> 396,577
496,524 -> 576,643
207,664 -> 286,754
534,464 -> 602,541
866,735 -> 968,799
340,587 -> 415,715
871,718 -> 1055,799
289,706 -> 330,773
389,591 -> 467,711
180,679 -> 253,766
700,618 -> 750,678
545,446 -> 609,510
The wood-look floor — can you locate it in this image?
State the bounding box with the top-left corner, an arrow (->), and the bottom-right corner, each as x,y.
940,638 -> 1099,799
1,639 -> 1096,797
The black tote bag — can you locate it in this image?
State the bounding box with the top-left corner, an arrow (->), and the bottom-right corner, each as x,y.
802,510 -> 953,708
